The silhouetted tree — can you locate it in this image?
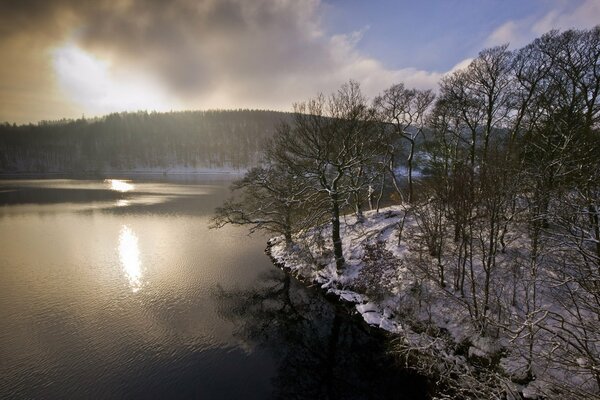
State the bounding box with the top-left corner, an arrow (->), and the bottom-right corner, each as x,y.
269,81 -> 382,270
211,162 -> 304,244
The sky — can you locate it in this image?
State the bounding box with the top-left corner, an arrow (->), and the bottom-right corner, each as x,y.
0,0 -> 598,124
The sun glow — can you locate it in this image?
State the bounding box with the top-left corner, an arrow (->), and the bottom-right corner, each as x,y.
52,44 -> 179,115
118,225 -> 142,293
105,179 -> 134,192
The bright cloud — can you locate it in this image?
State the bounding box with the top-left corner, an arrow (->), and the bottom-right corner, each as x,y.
486,0 -> 600,48
53,44 -> 180,115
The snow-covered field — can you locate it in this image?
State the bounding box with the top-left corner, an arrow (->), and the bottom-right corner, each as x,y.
267,206 -> 600,399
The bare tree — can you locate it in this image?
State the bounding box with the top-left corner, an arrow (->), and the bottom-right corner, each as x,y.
211,162 -> 304,245
374,83 -> 435,203
269,81 -> 382,270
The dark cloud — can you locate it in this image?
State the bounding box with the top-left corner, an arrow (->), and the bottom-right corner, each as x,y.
0,0 -> 443,122
0,0 -> 335,99
71,0 -> 335,98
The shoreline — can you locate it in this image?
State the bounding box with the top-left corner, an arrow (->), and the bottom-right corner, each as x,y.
262,206 -> 569,399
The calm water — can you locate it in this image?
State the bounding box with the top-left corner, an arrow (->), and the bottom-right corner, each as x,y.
0,178 -> 428,399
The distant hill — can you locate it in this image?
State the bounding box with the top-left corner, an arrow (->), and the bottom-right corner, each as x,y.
0,110 -> 290,173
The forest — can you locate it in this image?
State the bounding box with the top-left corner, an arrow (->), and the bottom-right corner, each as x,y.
214,27 -> 600,398
0,109 -> 287,173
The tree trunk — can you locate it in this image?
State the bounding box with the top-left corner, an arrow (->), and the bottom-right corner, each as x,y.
331,194 -> 345,271
284,212 -> 292,245
407,138 -> 415,203
284,229 -> 292,245
353,191 -> 364,222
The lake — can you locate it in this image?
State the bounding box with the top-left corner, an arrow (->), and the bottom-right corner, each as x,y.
0,178 -> 429,399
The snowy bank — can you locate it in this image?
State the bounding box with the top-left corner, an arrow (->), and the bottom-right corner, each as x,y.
266,206 -> 599,399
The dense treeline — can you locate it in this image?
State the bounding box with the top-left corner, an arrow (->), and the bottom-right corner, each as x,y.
0,109 -> 288,172
214,26 -> 600,398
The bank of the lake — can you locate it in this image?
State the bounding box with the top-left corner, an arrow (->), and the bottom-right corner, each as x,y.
266,206 -> 598,399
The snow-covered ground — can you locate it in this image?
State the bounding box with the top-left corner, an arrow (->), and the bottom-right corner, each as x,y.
267,206 -> 599,399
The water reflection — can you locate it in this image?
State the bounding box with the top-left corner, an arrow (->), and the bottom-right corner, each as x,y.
215,270 -> 431,399
119,225 -> 142,292
106,179 -> 134,192
0,179 -> 279,399
115,199 -> 130,207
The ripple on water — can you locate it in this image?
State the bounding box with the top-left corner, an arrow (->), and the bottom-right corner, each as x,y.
0,179 -> 431,399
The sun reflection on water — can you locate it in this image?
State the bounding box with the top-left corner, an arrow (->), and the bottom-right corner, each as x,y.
105,179 -> 134,192
119,225 -> 142,292
115,199 -> 130,207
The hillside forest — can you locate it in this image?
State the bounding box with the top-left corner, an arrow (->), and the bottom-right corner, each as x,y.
0,110 -> 286,172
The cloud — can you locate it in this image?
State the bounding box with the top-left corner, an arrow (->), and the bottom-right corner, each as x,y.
52,44 -> 181,114
485,21 -> 529,48
486,0 -> 600,48
0,0 -> 467,122
532,0 -> 600,34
